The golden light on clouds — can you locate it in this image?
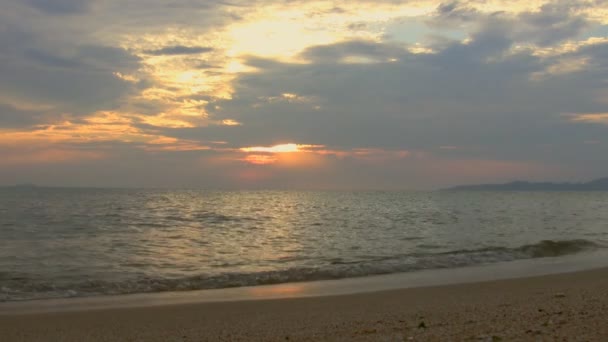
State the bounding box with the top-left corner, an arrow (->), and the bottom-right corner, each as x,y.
239,143 -> 327,166
243,154 -> 278,165
222,1 -> 434,64
0,110 -> 211,164
221,119 -> 242,126
144,143 -> 211,152
225,60 -> 257,74
139,115 -> 196,128
4,0 -> 608,187
226,15 -> 336,60
74,0 -> 608,140
237,142 -> 411,167
570,113 -> 608,124
112,72 -> 139,83
240,143 -> 315,153
2,114 -> 142,145
103,0 -> 476,140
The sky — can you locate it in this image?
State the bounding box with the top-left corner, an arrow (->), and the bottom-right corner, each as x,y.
1,0 -> 607,190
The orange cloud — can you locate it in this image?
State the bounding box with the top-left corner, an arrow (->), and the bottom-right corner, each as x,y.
242,154 -> 278,165
240,151 -> 325,168
0,115 -> 215,168
569,113 -> 608,124
238,142 -> 410,168
143,143 -> 210,152
240,143 -> 322,153
237,142 -> 329,167
144,136 -> 210,152
138,114 -> 196,128
275,151 -> 326,168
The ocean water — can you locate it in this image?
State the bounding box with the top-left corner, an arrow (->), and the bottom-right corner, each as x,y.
1,188 -> 607,302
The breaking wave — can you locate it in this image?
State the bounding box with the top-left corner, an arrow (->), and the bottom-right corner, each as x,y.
1,239 -> 601,302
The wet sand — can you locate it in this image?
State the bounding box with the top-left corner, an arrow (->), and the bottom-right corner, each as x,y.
1,267 -> 607,341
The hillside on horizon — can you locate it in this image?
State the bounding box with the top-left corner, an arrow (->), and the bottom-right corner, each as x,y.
445,177 -> 608,191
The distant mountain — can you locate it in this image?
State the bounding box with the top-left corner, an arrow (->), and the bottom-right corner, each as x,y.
0,183 -> 42,189
12,183 -> 41,188
444,177 -> 608,191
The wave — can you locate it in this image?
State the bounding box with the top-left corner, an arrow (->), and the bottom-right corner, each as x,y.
163,212 -> 258,224
0,239 -> 602,302
436,239 -> 601,259
519,239 -> 599,257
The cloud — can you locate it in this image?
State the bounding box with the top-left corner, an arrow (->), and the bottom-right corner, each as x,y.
0,103 -> 53,128
300,40 -> 408,63
433,1 -> 479,25
2,0 -> 608,188
143,46 -> 214,56
221,119 -> 242,126
429,1 -> 593,46
0,52 -> 141,113
24,0 -> 92,15
0,16 -> 144,114
570,112 -> 608,124
179,19 -> 606,170
575,41 -> 608,67
514,2 -> 591,46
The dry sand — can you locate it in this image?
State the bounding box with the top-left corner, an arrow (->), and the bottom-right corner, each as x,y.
1,268 -> 607,341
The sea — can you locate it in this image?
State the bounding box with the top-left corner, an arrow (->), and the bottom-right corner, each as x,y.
1,188 -> 607,302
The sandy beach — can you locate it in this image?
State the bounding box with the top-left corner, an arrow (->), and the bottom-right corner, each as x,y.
1,267 -> 607,341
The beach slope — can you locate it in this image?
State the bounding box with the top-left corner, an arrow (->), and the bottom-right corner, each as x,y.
1,268 -> 607,341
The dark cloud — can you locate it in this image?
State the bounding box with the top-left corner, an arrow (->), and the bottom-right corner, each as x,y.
0,103 -> 48,128
23,49 -> 85,69
77,45 -> 142,71
1,0 -> 607,188
515,3 -> 590,46
21,45 -> 142,74
430,1 -> 592,46
0,45 -> 142,113
429,21 -> 514,64
347,22 -> 368,30
301,40 -> 408,63
165,25 -> 607,171
195,62 -> 222,69
0,14 -> 143,114
143,46 -> 214,56
24,0 -> 92,14
573,41 -> 608,69
434,1 -> 479,23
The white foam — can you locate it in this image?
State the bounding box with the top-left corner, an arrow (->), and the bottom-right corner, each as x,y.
2,249 -> 607,315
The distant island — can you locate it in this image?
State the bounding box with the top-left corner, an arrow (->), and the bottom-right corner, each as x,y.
9,183 -> 41,188
445,177 -> 608,191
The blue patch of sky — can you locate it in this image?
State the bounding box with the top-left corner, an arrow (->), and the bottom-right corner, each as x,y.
581,24 -> 608,39
384,17 -> 467,44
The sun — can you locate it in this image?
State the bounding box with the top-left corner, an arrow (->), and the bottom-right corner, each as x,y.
241,143 -> 301,153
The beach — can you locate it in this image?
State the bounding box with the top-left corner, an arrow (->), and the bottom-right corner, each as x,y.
1,267 -> 607,341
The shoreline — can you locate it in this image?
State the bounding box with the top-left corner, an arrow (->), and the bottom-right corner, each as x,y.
2,250 -> 608,315
1,267 -> 607,341
2,257 -> 608,341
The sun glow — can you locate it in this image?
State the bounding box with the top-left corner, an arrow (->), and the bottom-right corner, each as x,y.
243,154 -> 278,165
241,143 -> 307,153
238,143 -> 327,166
